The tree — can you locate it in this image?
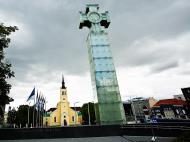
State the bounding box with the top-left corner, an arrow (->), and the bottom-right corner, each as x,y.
16,105 -> 37,128
0,23 -> 18,124
81,102 -> 96,125
7,107 -> 17,125
16,105 -> 28,127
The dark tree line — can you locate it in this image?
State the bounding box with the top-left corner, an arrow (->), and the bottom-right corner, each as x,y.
7,105 -> 40,128
81,102 -> 96,125
0,23 -> 17,125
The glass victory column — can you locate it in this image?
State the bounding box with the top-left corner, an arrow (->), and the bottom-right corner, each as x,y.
79,4 -> 126,125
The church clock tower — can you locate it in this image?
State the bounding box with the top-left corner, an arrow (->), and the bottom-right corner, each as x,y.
60,76 -> 69,126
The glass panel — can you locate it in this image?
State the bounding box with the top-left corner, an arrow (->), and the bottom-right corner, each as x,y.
86,32 -> 126,124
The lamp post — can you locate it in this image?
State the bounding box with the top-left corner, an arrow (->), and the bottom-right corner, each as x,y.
44,99 -> 47,127
74,102 -> 79,125
88,102 -> 91,125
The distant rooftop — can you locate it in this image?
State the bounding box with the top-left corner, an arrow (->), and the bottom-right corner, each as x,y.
47,107 -> 57,112
153,99 -> 186,107
70,107 -> 81,111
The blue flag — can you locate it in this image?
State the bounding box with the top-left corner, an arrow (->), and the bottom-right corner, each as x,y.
37,93 -> 42,110
27,87 -> 35,102
36,93 -> 40,109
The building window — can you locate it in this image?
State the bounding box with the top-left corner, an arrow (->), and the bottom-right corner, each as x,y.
62,92 -> 66,95
72,116 -> 75,122
54,117 -> 56,122
64,115 -> 66,118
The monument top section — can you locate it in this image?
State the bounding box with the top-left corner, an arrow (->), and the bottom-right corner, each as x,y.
79,4 -> 110,29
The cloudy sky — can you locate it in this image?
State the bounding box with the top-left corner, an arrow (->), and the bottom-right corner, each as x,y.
1,0 -> 190,110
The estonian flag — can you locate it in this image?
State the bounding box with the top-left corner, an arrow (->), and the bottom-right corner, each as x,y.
27,87 -> 35,102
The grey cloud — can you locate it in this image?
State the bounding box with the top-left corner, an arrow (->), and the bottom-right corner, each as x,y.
0,0 -> 190,84
181,70 -> 190,75
151,60 -> 179,73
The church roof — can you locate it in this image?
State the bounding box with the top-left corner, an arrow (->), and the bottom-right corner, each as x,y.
43,112 -> 50,117
71,107 -> 81,111
47,107 -> 57,112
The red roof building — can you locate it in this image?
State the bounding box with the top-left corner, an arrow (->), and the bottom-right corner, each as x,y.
152,99 -> 188,120
153,99 -> 186,107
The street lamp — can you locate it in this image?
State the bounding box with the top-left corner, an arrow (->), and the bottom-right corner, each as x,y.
88,102 -> 91,125
74,102 -> 79,125
43,98 -> 48,127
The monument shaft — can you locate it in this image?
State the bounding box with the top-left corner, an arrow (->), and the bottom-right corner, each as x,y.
79,4 -> 126,125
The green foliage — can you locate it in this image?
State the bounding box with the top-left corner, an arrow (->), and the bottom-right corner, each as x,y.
0,23 -> 18,124
7,108 -> 16,124
81,102 -> 96,125
16,105 -> 29,127
16,105 -> 37,127
0,23 -> 18,59
6,105 -> 41,128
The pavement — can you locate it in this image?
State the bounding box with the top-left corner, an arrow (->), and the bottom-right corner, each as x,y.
0,136 -> 176,142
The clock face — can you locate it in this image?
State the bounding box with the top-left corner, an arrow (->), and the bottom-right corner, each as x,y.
88,12 -> 101,23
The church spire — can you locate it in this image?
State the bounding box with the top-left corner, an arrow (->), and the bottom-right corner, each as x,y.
61,75 -> 66,89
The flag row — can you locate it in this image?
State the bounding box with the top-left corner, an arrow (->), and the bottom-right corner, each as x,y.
26,87 -> 46,111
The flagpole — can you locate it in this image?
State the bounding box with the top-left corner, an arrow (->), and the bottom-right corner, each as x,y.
40,95 -> 41,127
36,91 -> 38,127
42,106 -> 44,127
41,96 -> 43,127
36,107 -> 38,127
26,87 -> 35,128
38,93 -> 41,127
41,95 -> 43,127
44,98 -> 47,127
33,87 -> 35,128
39,107 -> 40,127
33,97 -> 35,127
42,96 -> 45,127
43,97 -> 46,127
41,107 -> 43,127
38,107 -> 40,127
27,102 -> 30,128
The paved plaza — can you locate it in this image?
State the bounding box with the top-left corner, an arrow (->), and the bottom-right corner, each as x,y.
0,136 -> 175,142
